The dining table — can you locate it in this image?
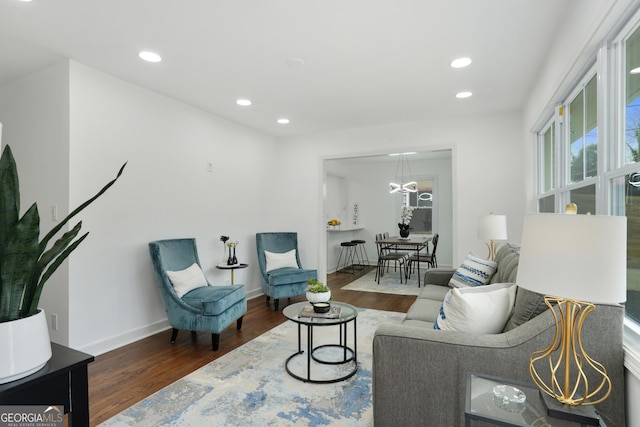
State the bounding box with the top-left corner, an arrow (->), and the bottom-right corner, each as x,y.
375,235 -> 432,287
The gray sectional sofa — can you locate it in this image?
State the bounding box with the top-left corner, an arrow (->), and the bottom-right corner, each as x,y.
372,244 -> 626,426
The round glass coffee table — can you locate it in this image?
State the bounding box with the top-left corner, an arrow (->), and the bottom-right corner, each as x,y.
282,301 -> 358,383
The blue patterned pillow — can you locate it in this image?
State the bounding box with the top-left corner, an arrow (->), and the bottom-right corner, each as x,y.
448,253 -> 497,288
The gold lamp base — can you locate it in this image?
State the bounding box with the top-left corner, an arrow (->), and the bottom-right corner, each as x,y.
540,390 -> 601,425
529,296 -> 612,410
485,240 -> 500,261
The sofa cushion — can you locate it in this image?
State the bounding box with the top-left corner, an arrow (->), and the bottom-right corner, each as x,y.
405,298 -> 444,324
166,263 -> 208,297
182,284 -> 246,315
502,287 -> 548,332
489,243 -> 520,284
434,282 -> 516,333
266,267 -> 316,285
448,253 -> 497,288
417,284 -> 451,301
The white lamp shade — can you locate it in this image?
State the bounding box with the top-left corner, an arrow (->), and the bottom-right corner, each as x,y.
517,213 -> 627,304
477,214 -> 507,240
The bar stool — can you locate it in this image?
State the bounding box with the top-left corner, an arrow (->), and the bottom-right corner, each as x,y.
336,241 -> 361,273
351,239 -> 370,267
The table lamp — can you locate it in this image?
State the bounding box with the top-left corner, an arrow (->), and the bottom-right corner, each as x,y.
477,213 -> 507,261
517,212 -> 626,421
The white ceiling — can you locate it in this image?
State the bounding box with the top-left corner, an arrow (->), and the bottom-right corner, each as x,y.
0,0 -> 573,138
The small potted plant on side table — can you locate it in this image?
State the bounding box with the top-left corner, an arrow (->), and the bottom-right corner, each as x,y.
306,279 -> 331,311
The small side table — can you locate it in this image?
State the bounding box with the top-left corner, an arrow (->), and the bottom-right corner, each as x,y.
465,373 -> 606,427
282,301 -> 358,384
216,263 -> 248,285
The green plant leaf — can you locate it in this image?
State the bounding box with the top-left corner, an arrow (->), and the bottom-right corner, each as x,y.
0,204 -> 40,322
26,231 -> 89,316
0,146 -> 20,267
20,221 -> 83,317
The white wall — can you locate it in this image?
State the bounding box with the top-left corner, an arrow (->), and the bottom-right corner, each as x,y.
0,62 -> 71,344
66,62 -> 286,351
280,110 -> 526,282
0,61 -> 285,354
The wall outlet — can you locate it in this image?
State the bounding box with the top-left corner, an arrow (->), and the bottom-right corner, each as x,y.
50,313 -> 59,331
51,205 -> 58,221
207,162 -> 213,172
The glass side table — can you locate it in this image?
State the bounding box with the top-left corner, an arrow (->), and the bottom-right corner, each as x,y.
282,301 -> 358,383
465,373 -> 606,427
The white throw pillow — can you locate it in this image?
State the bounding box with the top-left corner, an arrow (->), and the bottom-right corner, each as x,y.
265,249 -> 299,272
166,263 -> 208,298
434,282 -> 517,334
448,253 -> 497,288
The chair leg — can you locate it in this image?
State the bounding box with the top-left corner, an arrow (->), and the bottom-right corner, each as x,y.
170,328 -> 178,343
274,298 -> 280,311
266,295 -> 271,302
211,333 -> 220,351
236,316 -> 243,330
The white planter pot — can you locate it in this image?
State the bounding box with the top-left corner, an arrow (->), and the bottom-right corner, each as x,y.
0,309 -> 52,384
306,290 -> 331,303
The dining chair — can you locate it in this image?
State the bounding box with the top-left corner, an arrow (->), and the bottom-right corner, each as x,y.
380,231 -> 410,261
407,233 -> 439,278
375,233 -> 408,283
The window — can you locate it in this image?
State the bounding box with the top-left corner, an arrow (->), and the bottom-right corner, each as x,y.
568,75 -> 598,183
404,178 -> 434,234
542,123 -> 556,192
611,174 -> 640,323
532,4 -> 640,377
538,195 -> 555,213
536,114 -> 560,212
569,184 -> 596,214
535,18 -> 640,331
625,25 -> 640,164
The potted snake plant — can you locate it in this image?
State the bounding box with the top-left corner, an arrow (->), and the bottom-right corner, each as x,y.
0,144 -> 125,383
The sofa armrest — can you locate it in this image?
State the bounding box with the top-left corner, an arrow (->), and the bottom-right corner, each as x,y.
372,304 -> 625,427
423,268 -> 456,286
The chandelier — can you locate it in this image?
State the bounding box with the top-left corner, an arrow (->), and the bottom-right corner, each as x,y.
389,152 -> 417,194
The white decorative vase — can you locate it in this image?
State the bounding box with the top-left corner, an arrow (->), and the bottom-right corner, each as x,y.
0,309 -> 52,384
306,290 -> 331,303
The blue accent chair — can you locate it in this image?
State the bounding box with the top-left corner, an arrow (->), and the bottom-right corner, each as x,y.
256,232 -> 317,311
149,238 -> 247,351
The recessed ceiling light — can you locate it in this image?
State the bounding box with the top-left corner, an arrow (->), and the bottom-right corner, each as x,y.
388,152 -> 417,156
286,58 -> 305,67
139,51 -> 162,63
456,91 -> 473,99
631,67 -> 640,74
277,118 -> 290,124
236,99 -> 252,106
450,57 -> 472,69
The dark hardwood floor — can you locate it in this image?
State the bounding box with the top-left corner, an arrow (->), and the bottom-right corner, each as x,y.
87,266 -> 416,426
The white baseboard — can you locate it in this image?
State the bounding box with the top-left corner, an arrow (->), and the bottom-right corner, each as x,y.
78,291 -> 266,356
78,318 -> 171,356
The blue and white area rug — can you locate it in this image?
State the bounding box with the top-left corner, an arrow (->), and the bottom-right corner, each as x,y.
342,270 -> 422,295
99,308 -> 405,426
